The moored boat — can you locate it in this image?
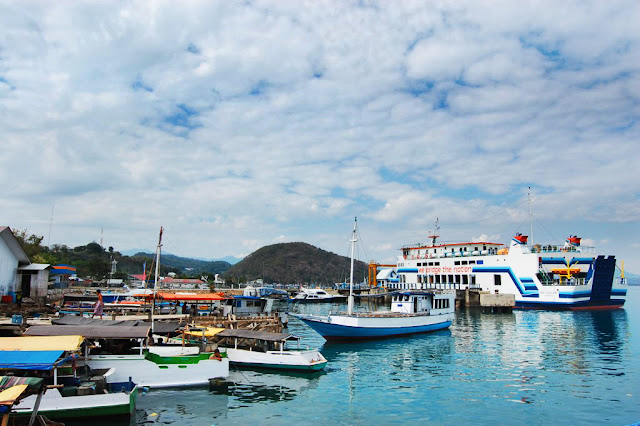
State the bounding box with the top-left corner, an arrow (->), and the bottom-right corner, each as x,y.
0,336 -> 137,420
294,218 -> 455,340
170,328 -> 327,372
216,329 -> 327,371
295,290 -> 454,340
391,218 -> 627,310
293,288 -> 347,302
23,324 -> 229,388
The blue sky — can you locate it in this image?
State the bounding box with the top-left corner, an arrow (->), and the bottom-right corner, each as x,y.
1,1 -> 639,273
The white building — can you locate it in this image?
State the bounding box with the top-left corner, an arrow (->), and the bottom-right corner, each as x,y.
17,263 -> 51,298
376,268 -> 399,288
0,226 -> 30,298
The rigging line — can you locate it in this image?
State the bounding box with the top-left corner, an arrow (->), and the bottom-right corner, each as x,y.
534,216 -> 561,243
512,218 -> 528,238
231,360 -> 255,386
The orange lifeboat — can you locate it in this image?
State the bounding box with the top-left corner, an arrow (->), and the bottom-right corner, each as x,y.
513,233 -> 528,244
566,236 -> 581,246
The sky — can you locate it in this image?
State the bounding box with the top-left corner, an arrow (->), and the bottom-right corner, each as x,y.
1,1 -> 639,273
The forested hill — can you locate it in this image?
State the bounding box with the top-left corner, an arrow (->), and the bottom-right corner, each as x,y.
134,252 -> 231,276
224,242 -> 368,285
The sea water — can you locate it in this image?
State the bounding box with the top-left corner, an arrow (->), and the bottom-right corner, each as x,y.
122,288 -> 640,425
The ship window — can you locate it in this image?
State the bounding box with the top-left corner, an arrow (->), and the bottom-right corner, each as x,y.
471,275 -> 476,285
435,275 -> 441,284
448,275 -> 454,283
435,262 -> 440,266
454,261 -> 460,265
462,261 -> 467,265
494,274 -> 501,286
469,261 -> 475,264
463,275 -> 468,285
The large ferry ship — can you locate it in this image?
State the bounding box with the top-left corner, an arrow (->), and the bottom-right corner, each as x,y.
389,221 -> 627,310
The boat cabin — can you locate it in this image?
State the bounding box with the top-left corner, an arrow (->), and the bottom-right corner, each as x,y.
390,291 -> 453,315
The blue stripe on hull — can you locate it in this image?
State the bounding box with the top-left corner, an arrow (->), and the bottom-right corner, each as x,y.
515,299 -> 626,310
299,319 -> 451,340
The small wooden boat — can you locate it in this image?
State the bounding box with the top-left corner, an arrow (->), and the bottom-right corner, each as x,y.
175,328 -> 327,372
23,324 -> 229,389
217,329 -> 327,372
0,336 -> 138,421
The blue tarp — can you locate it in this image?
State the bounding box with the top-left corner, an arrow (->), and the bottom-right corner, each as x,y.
0,351 -> 64,370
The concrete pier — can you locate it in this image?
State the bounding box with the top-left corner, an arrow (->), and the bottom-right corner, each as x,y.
456,289 -> 514,312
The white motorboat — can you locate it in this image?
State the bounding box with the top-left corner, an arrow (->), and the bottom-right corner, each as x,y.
294,288 -> 347,302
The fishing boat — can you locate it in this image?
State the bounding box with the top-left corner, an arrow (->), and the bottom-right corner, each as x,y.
294,218 -> 455,340
213,329 -> 326,371
0,336 -> 137,420
390,217 -> 628,310
169,328 -> 326,371
23,324 -> 229,389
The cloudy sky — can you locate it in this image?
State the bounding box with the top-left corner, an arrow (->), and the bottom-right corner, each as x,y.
1,1 -> 639,272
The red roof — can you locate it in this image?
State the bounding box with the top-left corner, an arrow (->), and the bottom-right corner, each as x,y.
403,242 -> 504,250
143,292 -> 228,301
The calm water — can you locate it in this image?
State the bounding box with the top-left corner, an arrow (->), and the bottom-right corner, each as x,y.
129,288 -> 639,425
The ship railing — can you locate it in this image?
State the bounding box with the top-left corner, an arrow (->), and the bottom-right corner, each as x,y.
530,245 -> 596,254
539,277 -> 586,286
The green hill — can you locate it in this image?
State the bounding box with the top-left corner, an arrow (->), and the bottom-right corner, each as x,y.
223,242 -> 368,285
133,252 -> 231,276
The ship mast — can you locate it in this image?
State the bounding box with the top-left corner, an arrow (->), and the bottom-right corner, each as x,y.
427,218 -> 440,246
347,217 -> 357,316
528,187 -> 533,247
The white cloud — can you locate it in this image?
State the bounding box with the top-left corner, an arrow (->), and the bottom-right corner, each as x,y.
0,0 -> 639,272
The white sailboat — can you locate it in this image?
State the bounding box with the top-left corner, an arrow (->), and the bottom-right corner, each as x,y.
294,218 -> 455,340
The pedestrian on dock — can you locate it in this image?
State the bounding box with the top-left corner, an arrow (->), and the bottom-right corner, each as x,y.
15,291 -> 22,308
92,289 -> 104,319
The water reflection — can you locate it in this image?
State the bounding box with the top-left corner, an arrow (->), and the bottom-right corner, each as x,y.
220,370 -> 324,405
135,386 -> 230,425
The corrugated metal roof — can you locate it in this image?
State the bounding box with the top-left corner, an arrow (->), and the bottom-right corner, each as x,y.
24,325 -> 150,339
0,227 -> 29,264
216,329 -> 298,342
18,263 -> 51,271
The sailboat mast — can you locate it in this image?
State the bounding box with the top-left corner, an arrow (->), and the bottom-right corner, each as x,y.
152,227 -> 163,334
348,217 -> 357,316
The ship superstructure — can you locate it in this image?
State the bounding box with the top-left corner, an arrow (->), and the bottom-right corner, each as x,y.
391,223 -> 626,310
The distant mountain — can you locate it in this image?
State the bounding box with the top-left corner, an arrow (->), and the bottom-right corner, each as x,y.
121,249 -> 241,265
120,248 -> 152,257
223,242 -> 368,285
133,252 -> 231,276
627,277 -> 640,286
194,255 -> 243,265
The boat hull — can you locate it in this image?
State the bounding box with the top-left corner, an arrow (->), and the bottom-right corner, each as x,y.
225,348 -> 327,371
80,353 -> 229,388
13,386 -> 137,420
296,314 -> 452,340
